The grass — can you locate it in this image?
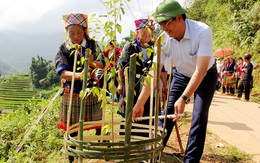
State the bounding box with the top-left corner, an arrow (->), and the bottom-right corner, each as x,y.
217,146 -> 253,162
251,85 -> 260,103
251,68 -> 260,103
202,132 -> 253,163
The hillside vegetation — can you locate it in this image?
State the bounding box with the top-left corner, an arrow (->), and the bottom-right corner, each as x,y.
0,73 -> 40,110
186,0 -> 260,91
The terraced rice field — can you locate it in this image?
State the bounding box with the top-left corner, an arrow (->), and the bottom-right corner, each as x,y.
0,74 -> 40,110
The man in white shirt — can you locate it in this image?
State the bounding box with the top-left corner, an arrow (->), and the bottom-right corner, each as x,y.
132,0 -> 217,162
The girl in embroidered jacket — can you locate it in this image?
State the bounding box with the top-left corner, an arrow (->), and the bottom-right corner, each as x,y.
117,18 -> 155,137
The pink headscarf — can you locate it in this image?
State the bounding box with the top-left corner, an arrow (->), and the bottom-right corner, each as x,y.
134,19 -> 155,31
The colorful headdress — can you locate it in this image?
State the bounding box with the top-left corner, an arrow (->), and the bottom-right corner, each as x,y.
62,13 -> 89,38
134,19 -> 155,31
62,13 -> 88,29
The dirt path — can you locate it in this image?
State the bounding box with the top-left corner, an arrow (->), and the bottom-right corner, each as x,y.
165,92 -> 260,162
207,92 -> 260,162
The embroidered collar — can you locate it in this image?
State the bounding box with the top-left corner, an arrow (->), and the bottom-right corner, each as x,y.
65,39 -> 88,59
65,38 -> 87,49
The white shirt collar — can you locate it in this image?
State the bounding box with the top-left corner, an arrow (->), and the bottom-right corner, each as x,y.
183,20 -> 191,40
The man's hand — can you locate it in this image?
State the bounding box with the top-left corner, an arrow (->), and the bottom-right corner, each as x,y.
171,97 -> 186,121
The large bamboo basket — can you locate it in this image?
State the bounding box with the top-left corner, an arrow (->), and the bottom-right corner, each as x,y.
63,41 -> 166,162
63,119 -> 166,162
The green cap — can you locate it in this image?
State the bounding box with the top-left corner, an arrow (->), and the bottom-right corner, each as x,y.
155,0 -> 188,23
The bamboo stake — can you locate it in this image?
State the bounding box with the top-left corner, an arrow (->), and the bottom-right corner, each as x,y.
135,114 -> 184,120
78,48 -> 91,163
155,36 -> 161,133
149,73 -> 154,139
148,72 -> 154,163
110,48 -> 116,144
124,54 -> 137,163
101,69 -> 107,143
124,67 -> 129,103
14,88 -> 63,153
153,36 -> 161,163
163,64 -> 172,133
64,44 -> 80,162
66,44 -> 80,131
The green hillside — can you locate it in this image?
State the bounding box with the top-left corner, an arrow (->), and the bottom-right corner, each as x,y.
186,0 -> 260,95
0,73 -> 40,110
0,60 -> 18,76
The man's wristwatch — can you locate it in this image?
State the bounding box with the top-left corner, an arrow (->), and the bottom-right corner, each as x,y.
181,95 -> 190,104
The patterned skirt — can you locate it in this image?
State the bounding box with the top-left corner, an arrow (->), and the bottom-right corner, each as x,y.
222,73 -> 236,87
58,87 -> 102,131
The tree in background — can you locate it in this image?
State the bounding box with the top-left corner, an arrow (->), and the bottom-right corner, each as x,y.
187,0 -> 259,56
30,55 -> 60,88
186,0 -> 259,90
38,67 -> 60,88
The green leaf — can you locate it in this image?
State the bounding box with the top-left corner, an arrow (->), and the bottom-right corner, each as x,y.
79,89 -> 87,99
120,7 -> 125,15
116,24 -> 122,33
102,124 -> 112,135
130,30 -> 135,37
144,76 -> 151,85
91,86 -> 100,97
101,100 -> 106,109
108,83 -> 117,95
106,96 -> 112,104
